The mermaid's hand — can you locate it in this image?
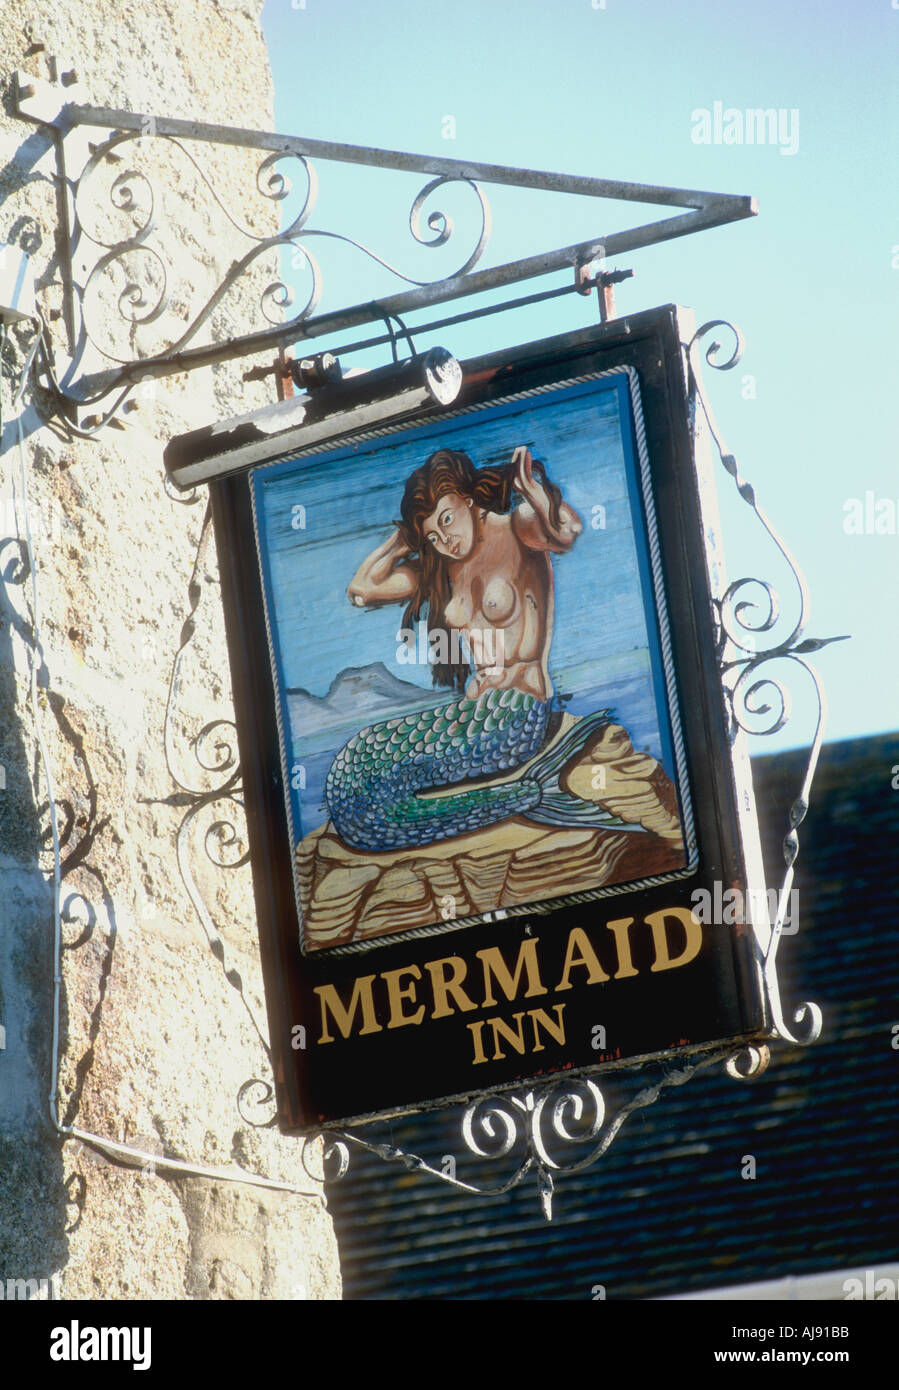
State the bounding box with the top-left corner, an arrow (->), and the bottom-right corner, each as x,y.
387,526 -> 414,559
511,446 -> 582,552
512,446 -> 538,501
347,526 -> 418,607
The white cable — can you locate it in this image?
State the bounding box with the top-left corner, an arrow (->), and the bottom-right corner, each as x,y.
63,1125 -> 324,1195
5,338 -> 322,1202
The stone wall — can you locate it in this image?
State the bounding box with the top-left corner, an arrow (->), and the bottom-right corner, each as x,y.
0,0 -> 341,1299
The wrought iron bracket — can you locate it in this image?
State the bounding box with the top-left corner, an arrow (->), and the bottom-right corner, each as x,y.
12,63 -> 756,428
685,320 -> 847,1055
237,1043 -> 773,1223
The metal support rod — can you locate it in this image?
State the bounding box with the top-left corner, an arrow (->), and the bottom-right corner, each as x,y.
69,203 -> 745,396
64,105 -> 754,214
13,78 -> 758,424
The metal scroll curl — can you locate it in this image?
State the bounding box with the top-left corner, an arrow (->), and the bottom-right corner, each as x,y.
300,1134 -> 351,1185
304,1051 -> 738,1221
161,501 -> 271,1059
71,129 -> 491,371
74,132 -> 319,250
725,1044 -> 771,1080
237,1078 -> 279,1130
254,174 -> 491,330
686,320 -> 845,1051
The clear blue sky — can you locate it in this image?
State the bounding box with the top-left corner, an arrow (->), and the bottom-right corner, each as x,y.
260,0 -> 898,753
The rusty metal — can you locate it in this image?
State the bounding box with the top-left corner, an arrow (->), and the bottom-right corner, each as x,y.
577,262 -> 634,321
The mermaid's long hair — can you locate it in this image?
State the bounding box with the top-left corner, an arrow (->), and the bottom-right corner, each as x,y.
398,448 -> 563,690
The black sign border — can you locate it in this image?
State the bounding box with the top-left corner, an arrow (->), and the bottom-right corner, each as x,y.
207,304 -> 771,1132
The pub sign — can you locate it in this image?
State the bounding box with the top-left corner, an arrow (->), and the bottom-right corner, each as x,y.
166,305 -> 771,1130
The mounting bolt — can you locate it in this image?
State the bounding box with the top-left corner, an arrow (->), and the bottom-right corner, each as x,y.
60,66 -> 78,87
17,79 -> 35,100
23,21 -> 45,54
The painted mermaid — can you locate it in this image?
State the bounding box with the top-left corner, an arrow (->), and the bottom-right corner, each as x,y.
325,445 -> 639,851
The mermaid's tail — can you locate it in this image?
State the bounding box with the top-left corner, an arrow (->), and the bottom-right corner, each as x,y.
324,688 -> 645,851
521,708 -> 645,832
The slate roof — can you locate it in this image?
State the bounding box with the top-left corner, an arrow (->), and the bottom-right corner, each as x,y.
324,733 -> 899,1299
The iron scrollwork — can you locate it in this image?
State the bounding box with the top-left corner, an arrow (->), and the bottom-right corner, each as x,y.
686,320 -> 845,1050
15,74 -> 757,425
295,1049 -> 741,1220
161,501 -> 271,1058
72,132 -> 491,378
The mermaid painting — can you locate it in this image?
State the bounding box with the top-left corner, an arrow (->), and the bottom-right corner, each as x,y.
324,445 -> 644,852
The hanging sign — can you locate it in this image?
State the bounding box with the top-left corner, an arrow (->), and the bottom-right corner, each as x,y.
168,305 -> 771,1129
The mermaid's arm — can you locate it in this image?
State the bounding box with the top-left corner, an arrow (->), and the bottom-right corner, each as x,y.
347,527 -> 419,608
511,446 -> 583,553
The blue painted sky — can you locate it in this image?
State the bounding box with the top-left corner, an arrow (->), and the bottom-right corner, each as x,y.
253,375 -> 679,836
260,0 -> 899,753
256,380 -> 646,696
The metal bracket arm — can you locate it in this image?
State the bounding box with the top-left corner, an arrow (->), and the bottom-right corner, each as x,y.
12,69 -> 757,424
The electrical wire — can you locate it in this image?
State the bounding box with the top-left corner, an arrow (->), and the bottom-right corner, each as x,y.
3,325 -> 323,1201
29,312 -> 140,438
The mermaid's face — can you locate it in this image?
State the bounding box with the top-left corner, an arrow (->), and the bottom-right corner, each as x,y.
421,491 -> 475,561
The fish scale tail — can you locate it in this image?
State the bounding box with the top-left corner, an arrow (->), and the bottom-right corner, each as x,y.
325,688 -> 549,851
383,780 -> 541,846
324,689 -> 646,850
522,706 -> 645,832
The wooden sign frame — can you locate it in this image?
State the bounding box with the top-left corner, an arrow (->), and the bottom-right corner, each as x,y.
200,304 -> 771,1131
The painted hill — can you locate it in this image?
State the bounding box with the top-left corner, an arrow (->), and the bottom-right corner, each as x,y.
287,661 -> 442,739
